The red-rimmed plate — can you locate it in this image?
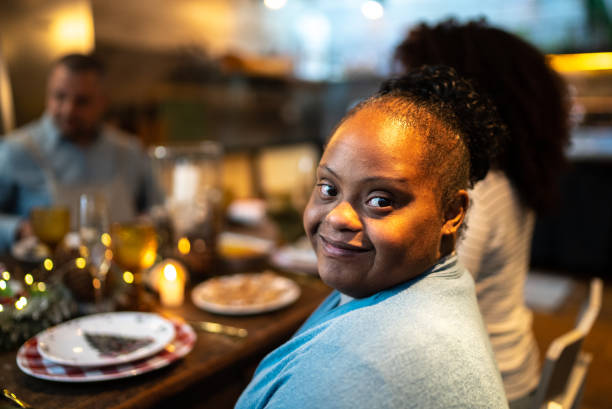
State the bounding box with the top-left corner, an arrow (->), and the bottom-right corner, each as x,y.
16,320 -> 196,382
37,312 -> 176,367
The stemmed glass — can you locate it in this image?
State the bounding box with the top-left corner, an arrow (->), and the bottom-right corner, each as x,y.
111,221 -> 158,310
78,194 -> 113,312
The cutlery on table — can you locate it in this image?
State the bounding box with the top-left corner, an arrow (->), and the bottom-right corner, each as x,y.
158,311 -> 248,339
188,320 -> 248,338
2,388 -> 33,409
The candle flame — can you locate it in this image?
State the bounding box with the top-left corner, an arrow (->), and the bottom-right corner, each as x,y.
163,264 -> 178,281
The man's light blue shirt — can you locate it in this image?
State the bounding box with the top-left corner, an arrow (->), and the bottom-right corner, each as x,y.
0,115 -> 162,252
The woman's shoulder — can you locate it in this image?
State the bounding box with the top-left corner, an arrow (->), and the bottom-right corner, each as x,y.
273,282 -> 507,408
318,272 -> 478,344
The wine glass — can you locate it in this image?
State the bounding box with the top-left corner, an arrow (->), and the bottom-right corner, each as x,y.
30,205 -> 70,256
111,221 -> 158,310
79,194 -> 113,312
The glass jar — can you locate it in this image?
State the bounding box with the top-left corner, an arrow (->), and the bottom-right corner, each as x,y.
149,141 -> 223,276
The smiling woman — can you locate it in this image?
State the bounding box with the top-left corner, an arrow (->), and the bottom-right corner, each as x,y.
235,65 -> 509,409
305,117 -> 450,298
304,68 -> 502,299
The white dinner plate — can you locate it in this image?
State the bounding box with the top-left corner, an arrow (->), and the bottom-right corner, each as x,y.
36,312 -> 176,367
191,272 -> 301,315
17,320 -> 195,382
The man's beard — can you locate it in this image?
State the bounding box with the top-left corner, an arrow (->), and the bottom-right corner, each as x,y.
57,120 -> 99,144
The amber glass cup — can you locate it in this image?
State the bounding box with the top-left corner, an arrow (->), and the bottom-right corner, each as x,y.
111,222 -> 158,309
30,206 -> 70,254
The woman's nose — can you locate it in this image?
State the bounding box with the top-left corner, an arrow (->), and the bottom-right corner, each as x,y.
325,201 -> 362,231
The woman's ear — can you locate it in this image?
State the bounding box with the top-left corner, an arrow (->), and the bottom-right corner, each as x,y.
442,189 -> 469,235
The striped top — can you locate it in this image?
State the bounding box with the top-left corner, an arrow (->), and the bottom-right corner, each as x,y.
458,170 -> 540,401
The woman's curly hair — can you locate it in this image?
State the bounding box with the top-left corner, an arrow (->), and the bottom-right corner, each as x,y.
378,65 -> 507,187
341,65 -> 508,207
393,19 -> 571,214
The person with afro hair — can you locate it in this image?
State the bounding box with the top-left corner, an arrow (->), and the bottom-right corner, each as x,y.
393,19 -> 571,408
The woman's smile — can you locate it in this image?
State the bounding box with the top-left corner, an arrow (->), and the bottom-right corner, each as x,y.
318,234 -> 371,258
302,106 -> 454,298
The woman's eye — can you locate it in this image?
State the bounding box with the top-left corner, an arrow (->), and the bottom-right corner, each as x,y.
318,183 -> 337,197
367,197 -> 392,208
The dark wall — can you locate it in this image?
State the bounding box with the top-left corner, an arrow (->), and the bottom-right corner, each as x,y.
531,160 -> 612,276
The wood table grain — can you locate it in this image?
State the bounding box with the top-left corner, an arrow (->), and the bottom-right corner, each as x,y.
0,273 -> 331,409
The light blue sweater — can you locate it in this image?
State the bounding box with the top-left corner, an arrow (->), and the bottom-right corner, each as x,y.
236,255 -> 509,409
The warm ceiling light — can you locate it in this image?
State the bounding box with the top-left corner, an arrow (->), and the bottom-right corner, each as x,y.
50,4 -> 95,54
264,0 -> 287,10
361,1 -> 384,20
548,52 -> 612,72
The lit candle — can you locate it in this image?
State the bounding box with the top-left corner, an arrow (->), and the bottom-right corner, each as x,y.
172,162 -> 200,202
159,261 -> 186,307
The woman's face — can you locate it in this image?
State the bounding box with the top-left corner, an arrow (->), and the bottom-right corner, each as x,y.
303,106 -> 463,298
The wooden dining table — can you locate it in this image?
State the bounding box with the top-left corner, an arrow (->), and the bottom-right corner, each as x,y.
0,254 -> 332,409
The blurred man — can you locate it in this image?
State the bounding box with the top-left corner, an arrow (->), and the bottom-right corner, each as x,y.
0,53 -> 162,252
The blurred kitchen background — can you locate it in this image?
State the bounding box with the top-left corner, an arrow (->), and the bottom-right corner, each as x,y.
1,0 -> 611,277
